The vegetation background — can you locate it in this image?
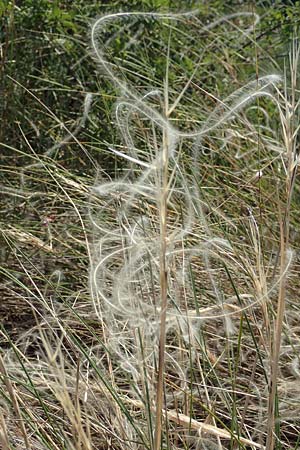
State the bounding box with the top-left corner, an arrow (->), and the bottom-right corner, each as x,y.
1,0 -> 300,449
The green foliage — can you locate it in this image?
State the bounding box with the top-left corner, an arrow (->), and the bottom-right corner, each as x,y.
0,0 -> 12,16
259,1 -> 300,50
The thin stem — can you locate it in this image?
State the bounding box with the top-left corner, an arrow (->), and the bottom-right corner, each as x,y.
266,39 -> 299,450
154,43 -> 171,449
154,126 -> 169,450
265,213 -> 288,450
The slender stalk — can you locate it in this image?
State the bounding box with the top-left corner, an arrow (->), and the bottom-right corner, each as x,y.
265,215 -> 288,450
154,60 -> 171,448
266,39 -> 299,450
154,127 -> 169,450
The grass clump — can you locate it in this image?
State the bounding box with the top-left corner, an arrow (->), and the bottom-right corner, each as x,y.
1,3 -> 300,450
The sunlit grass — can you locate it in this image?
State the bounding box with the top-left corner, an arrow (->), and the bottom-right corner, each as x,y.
1,5 -> 300,450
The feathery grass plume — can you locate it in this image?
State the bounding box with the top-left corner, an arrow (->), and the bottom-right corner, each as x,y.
3,6 -> 298,450
89,9 -> 284,449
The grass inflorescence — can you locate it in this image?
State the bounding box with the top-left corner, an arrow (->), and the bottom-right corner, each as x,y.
1,4 -> 300,450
